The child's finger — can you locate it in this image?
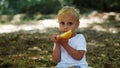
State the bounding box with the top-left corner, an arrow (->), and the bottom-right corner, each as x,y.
51,34 -> 59,42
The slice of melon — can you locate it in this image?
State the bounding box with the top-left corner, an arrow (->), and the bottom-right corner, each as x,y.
60,30 -> 72,39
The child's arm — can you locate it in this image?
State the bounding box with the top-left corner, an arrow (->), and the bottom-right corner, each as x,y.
51,34 -> 61,63
52,43 -> 61,63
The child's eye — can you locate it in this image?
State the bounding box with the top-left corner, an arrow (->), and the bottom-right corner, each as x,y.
68,22 -> 73,26
60,22 -> 65,25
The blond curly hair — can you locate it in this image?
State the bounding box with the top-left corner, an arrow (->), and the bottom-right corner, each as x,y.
57,6 -> 80,21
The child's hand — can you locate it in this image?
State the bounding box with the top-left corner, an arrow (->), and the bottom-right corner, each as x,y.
51,34 -> 59,43
57,37 -> 68,47
51,34 -> 69,46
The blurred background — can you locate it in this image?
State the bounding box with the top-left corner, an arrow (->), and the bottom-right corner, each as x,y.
0,0 -> 120,68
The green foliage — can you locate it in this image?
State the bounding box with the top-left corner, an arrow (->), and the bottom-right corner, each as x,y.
0,0 -> 61,15
72,0 -> 120,12
0,0 -> 120,15
24,0 -> 61,14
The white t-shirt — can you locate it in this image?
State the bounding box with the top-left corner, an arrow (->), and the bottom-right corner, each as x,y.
53,34 -> 88,68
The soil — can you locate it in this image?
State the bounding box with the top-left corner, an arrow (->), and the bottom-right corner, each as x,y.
0,12 -> 120,68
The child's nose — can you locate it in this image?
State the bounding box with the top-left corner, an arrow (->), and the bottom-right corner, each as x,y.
64,24 -> 68,29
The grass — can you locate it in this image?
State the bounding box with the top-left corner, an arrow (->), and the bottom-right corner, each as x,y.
0,27 -> 120,68
0,14 -> 120,68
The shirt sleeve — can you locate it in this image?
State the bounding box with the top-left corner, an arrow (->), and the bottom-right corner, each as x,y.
76,34 -> 87,52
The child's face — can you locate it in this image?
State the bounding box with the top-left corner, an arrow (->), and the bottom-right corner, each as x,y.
58,14 -> 79,33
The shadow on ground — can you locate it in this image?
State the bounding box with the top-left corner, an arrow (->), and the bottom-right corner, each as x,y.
0,19 -> 120,68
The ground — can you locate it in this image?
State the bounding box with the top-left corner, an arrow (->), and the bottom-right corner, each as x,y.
0,12 -> 120,68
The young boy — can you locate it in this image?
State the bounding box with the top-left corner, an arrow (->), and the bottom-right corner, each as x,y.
51,6 -> 88,68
